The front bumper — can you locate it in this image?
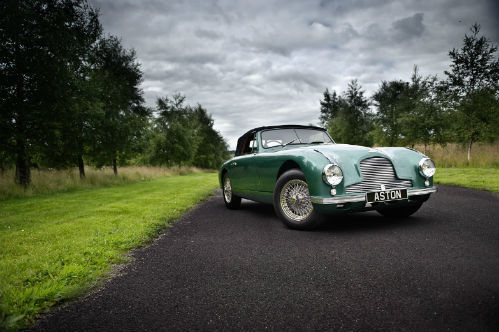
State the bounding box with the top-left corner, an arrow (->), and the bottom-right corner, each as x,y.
310,187 -> 437,205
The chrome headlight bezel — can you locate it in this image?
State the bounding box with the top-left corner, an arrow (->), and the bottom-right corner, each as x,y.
322,164 -> 343,186
418,157 -> 436,178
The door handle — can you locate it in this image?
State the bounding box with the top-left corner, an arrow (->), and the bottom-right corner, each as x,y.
231,162 -> 237,167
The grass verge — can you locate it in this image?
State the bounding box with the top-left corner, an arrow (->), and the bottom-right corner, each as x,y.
434,168 -> 499,193
0,172 -> 218,330
0,166 -> 204,201
414,142 -> 499,168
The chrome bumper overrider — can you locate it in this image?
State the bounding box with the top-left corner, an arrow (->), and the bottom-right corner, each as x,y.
310,187 -> 437,205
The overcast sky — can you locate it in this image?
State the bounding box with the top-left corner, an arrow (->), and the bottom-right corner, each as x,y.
89,0 -> 498,149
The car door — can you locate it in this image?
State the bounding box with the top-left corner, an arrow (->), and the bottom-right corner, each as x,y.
230,134 -> 259,193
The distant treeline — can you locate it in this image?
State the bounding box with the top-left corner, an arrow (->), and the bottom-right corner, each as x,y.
0,0 -> 228,187
319,24 -> 499,160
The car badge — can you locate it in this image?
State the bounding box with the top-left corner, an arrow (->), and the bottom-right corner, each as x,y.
380,184 -> 386,191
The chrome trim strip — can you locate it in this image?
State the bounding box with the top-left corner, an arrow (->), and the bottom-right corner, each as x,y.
314,149 -> 334,163
311,187 -> 437,204
407,187 -> 437,196
310,195 -> 366,204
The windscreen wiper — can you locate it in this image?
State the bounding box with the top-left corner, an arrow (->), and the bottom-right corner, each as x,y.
282,138 -> 300,147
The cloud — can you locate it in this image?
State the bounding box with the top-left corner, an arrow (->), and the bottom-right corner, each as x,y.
90,0 -> 499,149
194,29 -> 223,40
392,13 -> 425,41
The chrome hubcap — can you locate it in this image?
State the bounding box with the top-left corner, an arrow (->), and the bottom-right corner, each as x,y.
280,179 -> 313,222
223,176 -> 232,203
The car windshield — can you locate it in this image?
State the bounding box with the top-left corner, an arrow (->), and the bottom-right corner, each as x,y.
261,128 -> 333,148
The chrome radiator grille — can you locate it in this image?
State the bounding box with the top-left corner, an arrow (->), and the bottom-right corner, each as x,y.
345,157 -> 412,194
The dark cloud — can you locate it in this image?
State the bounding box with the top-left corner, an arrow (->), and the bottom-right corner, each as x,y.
392,13 -> 425,41
268,70 -> 326,91
195,29 -> 223,40
90,0 -> 498,148
319,0 -> 395,13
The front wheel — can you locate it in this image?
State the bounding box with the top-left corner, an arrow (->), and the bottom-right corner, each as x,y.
222,173 -> 241,209
376,202 -> 423,218
273,169 -> 322,230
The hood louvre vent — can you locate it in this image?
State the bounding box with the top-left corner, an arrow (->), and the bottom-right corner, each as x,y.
345,157 -> 412,194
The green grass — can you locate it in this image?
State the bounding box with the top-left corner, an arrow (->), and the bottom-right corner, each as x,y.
0,172 -> 219,330
0,166 -> 204,201
434,168 -> 499,192
415,142 -> 499,168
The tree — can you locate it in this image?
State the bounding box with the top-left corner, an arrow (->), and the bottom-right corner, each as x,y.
372,66 -> 448,150
0,0 -> 101,186
89,36 -> 148,174
372,80 -> 410,146
452,89 -> 499,160
149,95 -> 197,166
328,80 -> 373,146
444,23 -> 499,161
149,95 -> 228,168
42,7 -> 103,178
192,105 -> 229,169
319,89 -> 342,127
402,67 -> 448,152
58,75 -> 105,178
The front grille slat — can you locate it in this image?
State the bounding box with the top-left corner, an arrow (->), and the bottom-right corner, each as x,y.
345,157 -> 412,194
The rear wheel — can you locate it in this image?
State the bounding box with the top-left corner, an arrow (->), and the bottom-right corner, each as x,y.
273,169 -> 321,230
376,202 -> 423,218
222,173 -> 241,209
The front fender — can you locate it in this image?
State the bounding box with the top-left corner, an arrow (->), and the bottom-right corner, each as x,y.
376,147 -> 430,188
258,150 -> 333,198
219,158 -> 234,188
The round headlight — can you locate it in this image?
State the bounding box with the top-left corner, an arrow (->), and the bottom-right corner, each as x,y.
418,158 -> 436,178
322,164 -> 343,186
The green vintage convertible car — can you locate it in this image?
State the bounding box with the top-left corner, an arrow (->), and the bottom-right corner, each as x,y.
219,125 -> 436,230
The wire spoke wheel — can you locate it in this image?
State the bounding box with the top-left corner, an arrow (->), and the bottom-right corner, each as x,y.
223,175 -> 232,203
280,179 -> 313,222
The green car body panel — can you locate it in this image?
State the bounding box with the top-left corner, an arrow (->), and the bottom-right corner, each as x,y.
219,125 -> 436,215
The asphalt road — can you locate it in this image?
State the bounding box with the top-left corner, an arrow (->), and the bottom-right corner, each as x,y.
33,185 -> 499,331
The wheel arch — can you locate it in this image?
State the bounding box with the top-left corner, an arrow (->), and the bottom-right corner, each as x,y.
276,160 -> 302,180
220,168 -> 228,188
274,154 -> 329,198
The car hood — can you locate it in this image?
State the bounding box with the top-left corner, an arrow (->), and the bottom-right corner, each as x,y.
312,144 -> 378,162
307,144 -> 424,186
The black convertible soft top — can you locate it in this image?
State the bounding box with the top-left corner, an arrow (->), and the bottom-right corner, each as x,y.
235,125 -> 326,156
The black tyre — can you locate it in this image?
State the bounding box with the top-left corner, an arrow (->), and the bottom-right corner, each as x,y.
273,169 -> 322,230
376,202 -> 423,218
222,173 -> 241,209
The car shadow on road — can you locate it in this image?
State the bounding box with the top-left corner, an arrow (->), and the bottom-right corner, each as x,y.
239,199 -> 275,214
239,199 -> 430,233
317,212 -> 427,233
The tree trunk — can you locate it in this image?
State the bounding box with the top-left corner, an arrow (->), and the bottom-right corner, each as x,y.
78,155 -> 85,178
14,42 -> 30,187
113,158 -> 118,176
15,140 -> 30,187
467,139 -> 473,163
